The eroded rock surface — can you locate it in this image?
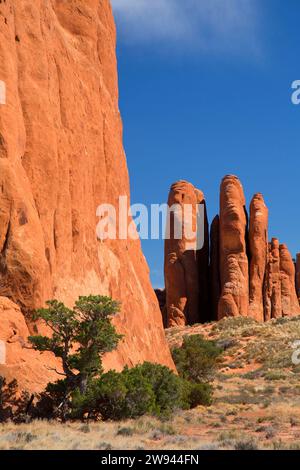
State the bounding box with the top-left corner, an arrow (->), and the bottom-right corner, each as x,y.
279,244 -> 300,317
248,194 -> 268,322
0,0 -> 174,391
164,181 -> 209,326
218,176 -> 249,320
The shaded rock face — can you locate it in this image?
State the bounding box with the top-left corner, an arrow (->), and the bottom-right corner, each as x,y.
248,194 -> 268,322
164,176 -> 300,325
209,216 -> 220,321
0,297 -> 60,393
154,289 -> 167,328
164,181 -> 209,327
218,176 -> 249,320
0,0 -> 174,390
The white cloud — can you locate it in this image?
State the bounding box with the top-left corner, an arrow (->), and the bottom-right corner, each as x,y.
111,0 -> 262,55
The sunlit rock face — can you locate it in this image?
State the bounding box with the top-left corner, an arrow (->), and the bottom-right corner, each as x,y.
0,0 -> 174,391
164,181 -> 209,327
163,176 -> 300,326
218,176 -> 249,320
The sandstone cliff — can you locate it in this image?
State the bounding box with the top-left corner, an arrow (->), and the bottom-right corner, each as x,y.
0,0 -> 174,392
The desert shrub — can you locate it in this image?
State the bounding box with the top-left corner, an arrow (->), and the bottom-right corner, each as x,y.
186,382 -> 213,407
71,362 -> 206,420
264,370 -> 286,381
70,362 -> 212,421
172,335 -> 222,383
234,438 -> 259,450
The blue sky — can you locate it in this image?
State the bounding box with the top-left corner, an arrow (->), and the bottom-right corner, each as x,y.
111,0 -> 300,288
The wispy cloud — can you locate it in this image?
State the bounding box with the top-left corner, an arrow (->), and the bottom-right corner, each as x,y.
111,0 -> 262,56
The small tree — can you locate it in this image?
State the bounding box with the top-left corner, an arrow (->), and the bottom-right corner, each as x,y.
29,295 -> 123,417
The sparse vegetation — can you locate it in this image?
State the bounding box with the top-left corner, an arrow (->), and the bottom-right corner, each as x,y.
2,309 -> 300,449
1,296 -> 216,424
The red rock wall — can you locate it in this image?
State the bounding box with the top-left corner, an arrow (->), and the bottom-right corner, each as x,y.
0,0 -> 174,391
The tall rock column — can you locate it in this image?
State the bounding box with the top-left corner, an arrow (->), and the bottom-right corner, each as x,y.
279,244 -> 300,317
264,238 -> 282,320
164,181 -> 209,326
248,193 -> 268,322
218,175 -> 249,319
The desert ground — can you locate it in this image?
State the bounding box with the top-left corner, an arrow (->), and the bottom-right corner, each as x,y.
1,316 -> 300,450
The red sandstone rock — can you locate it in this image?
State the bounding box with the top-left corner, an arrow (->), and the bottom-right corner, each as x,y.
0,0 -> 174,391
264,239 -> 282,320
0,297 -> 60,393
279,244 -> 300,317
218,176 -> 249,320
164,181 -> 209,326
248,194 -> 268,322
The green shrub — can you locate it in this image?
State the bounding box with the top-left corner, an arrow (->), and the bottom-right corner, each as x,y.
187,382 -> 213,407
172,335 -> 222,383
73,363 -> 186,420
70,362 -> 213,421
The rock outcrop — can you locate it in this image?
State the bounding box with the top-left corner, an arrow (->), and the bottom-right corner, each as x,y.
218,176 -> 249,320
248,194 -> 268,322
0,0 -> 174,391
279,244 -> 300,317
164,181 -> 209,326
163,176 -> 300,326
296,254 -> 300,301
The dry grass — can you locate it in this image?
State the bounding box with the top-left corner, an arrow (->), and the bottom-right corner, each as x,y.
1,316 -> 300,450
